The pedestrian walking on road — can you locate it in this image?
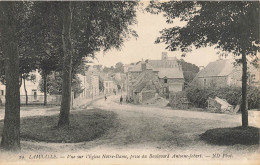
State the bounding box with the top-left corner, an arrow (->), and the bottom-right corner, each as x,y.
105,95 -> 107,101
126,96 -> 129,104
129,97 -> 132,103
120,96 -> 123,105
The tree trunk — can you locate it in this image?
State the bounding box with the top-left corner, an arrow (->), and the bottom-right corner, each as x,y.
58,2 -> 73,128
23,77 -> 28,105
19,74 -> 22,87
0,2 -> 21,150
241,50 -> 248,127
43,72 -> 47,106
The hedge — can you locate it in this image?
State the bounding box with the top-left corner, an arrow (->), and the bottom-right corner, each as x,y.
185,86 -> 260,109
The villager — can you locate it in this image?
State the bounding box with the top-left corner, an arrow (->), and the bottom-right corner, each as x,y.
113,89 -> 116,95
105,95 -> 107,101
120,96 -> 123,104
126,96 -> 129,103
129,97 -> 132,103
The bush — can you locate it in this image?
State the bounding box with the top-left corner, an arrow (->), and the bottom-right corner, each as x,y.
186,86 -> 260,109
247,87 -> 260,110
200,126 -> 260,145
169,91 -> 191,109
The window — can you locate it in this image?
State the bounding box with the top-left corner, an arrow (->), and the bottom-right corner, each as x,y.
203,79 -> 206,87
0,90 -> 4,95
164,79 -> 168,83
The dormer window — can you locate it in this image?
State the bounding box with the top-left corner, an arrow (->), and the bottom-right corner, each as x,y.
164,78 -> 168,83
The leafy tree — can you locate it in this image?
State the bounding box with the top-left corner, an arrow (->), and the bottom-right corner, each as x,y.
21,73 -> 36,105
0,2 -> 21,150
39,72 -> 62,95
183,71 -> 197,85
103,66 -> 115,73
178,59 -> 199,84
0,1 -> 39,84
39,72 -> 83,97
103,67 -> 111,73
72,76 -> 84,98
179,59 -> 199,73
0,45 -> 4,79
114,62 -> 124,73
99,77 -> 104,92
95,65 -> 103,72
28,2 -> 64,106
0,1 -> 52,97
56,1 -> 138,127
1,1 -> 139,133
31,1 -> 138,127
147,1 -> 259,127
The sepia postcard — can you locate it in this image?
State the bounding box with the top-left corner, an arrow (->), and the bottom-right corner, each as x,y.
0,0 -> 259,165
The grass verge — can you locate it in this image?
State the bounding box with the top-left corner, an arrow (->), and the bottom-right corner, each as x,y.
19,109 -> 117,143
200,126 -> 260,145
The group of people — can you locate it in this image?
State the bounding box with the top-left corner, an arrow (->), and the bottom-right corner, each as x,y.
104,94 -> 133,105
120,95 -> 133,104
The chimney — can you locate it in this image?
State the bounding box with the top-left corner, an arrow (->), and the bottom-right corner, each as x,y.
141,63 -> 146,71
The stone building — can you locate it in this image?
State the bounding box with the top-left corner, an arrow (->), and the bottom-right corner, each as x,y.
0,70 -> 43,103
0,69 -> 60,105
147,52 -> 184,96
130,67 -> 161,104
103,76 -> 116,94
78,66 -> 100,99
191,59 -> 259,88
127,52 -> 185,102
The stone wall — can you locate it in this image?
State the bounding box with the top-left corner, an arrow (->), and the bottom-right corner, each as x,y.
142,90 -> 156,102
195,76 -> 227,88
0,95 -> 61,105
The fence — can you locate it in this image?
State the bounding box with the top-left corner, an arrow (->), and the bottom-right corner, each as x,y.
0,95 -> 61,106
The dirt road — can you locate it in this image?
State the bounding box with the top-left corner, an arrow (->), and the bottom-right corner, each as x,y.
0,94 -> 259,163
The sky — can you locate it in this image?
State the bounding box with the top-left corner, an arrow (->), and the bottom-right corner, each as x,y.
92,5 -> 231,68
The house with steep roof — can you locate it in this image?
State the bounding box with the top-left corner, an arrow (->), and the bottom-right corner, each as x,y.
98,72 -> 117,95
103,75 -> 116,94
127,61 -> 158,100
191,59 -> 259,88
127,52 -> 184,101
156,67 -> 184,95
147,52 -> 184,97
131,69 -> 161,104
